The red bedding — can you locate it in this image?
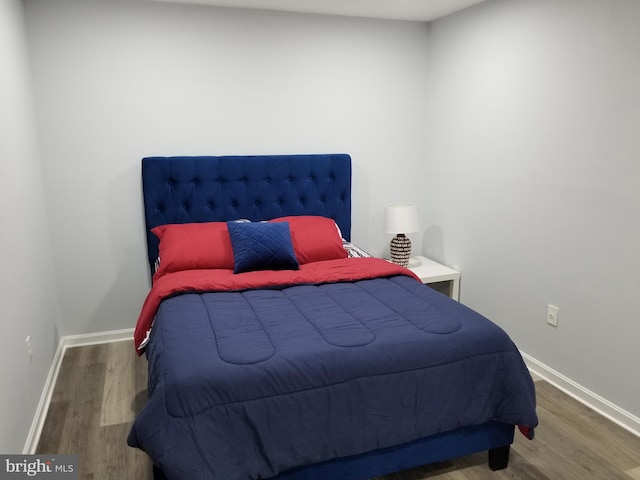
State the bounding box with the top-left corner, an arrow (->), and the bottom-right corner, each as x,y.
134,257 -> 419,352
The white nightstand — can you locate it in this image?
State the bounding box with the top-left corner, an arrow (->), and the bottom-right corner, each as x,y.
407,256 -> 461,301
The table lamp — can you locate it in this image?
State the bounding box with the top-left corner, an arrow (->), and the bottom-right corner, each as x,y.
383,204 -> 419,267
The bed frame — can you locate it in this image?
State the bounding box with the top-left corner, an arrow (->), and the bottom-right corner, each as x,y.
141,154 -> 514,479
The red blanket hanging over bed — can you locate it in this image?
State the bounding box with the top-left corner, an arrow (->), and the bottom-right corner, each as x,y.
134,257 -> 420,353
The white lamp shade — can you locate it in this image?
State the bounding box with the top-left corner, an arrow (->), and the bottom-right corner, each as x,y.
383,204 -> 419,234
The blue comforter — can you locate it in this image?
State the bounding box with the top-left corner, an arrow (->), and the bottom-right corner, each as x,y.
128,274 -> 537,480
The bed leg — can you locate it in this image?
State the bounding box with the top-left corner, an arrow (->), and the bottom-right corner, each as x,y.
488,445 -> 510,471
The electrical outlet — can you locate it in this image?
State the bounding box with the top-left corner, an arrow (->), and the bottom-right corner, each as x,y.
546,305 -> 559,327
25,335 -> 33,364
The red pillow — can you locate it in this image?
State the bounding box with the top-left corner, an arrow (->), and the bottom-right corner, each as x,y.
152,222 -> 234,279
269,216 -> 347,264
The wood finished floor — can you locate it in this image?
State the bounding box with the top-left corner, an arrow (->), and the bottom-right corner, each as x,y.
36,340 -> 640,479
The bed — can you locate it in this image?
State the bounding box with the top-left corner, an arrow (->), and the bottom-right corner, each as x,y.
128,154 -> 537,480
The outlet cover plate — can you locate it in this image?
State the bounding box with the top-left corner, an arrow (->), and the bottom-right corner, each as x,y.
547,304 -> 559,327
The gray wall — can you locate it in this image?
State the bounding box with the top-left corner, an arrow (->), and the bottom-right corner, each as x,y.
0,0 -> 60,453
24,0 -> 431,339
425,0 -> 640,420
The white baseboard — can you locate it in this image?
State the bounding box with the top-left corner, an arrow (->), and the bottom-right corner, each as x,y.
61,327 -> 134,348
22,337 -> 66,454
22,328 -> 135,454
521,352 -> 640,438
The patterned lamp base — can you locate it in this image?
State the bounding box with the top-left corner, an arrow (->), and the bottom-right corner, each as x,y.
390,234 -> 411,267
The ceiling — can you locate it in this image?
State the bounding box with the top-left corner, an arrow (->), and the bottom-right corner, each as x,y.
150,0 -> 487,22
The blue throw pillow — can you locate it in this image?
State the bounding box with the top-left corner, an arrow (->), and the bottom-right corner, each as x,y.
227,221 -> 300,274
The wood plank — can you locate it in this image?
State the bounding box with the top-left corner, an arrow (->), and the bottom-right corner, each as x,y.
36,399 -> 69,454
55,362 -> 105,479
93,422 -> 153,479
100,340 -> 140,427
534,381 -> 640,471
626,466 -> 640,479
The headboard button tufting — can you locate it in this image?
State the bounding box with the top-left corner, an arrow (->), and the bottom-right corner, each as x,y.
141,154 -> 352,278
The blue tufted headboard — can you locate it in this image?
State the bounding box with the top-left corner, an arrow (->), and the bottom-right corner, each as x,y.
142,154 -> 352,277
